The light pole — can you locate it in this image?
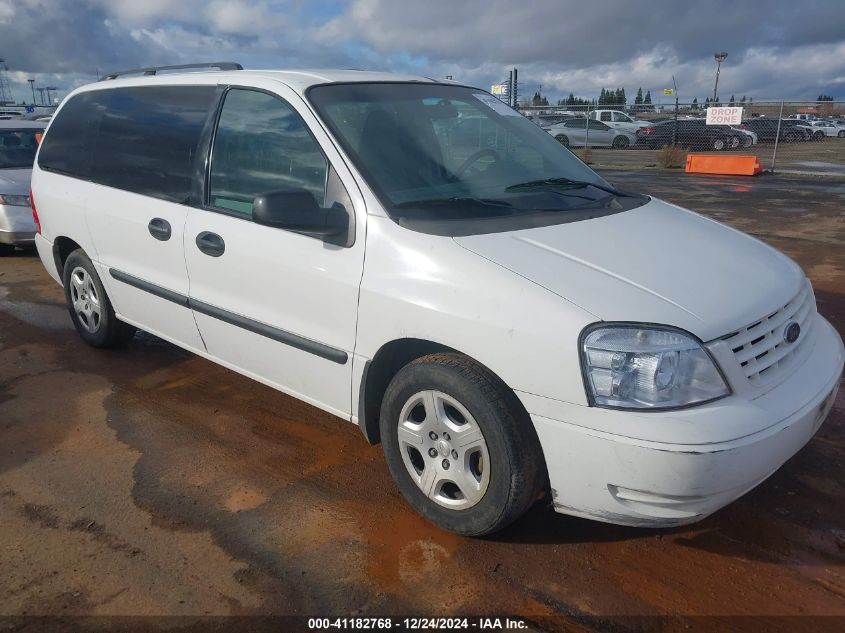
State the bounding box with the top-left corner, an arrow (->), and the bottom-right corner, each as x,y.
713,52 -> 727,103
28,79 -> 36,104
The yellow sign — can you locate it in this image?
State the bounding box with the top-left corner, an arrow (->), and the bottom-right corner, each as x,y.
663,89 -> 674,95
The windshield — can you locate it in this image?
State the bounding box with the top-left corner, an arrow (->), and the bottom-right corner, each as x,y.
0,128 -> 42,169
308,83 -> 646,235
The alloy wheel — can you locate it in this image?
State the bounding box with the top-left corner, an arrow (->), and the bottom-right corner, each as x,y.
396,390 -> 490,510
69,266 -> 102,333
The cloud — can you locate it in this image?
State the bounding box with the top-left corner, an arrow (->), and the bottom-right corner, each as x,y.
1,0 -> 843,104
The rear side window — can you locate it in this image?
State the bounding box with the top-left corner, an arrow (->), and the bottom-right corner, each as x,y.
93,86 -> 216,203
38,91 -> 109,178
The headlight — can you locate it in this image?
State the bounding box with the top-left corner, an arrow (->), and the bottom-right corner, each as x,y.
0,193 -> 31,207
581,325 -> 729,410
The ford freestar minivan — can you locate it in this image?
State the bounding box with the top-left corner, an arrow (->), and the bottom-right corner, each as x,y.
31,64 -> 843,535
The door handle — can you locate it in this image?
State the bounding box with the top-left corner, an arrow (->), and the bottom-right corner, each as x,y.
148,217 -> 172,241
195,231 -> 225,257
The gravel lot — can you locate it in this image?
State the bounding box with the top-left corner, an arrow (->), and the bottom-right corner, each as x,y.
1,171 -> 843,632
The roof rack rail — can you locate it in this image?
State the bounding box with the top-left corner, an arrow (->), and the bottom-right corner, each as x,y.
100,62 -> 243,81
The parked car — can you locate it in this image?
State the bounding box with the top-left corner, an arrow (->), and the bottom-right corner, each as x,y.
0,120 -> 45,255
31,65 -> 844,536
730,126 -> 756,147
636,119 -> 742,150
780,119 -> 814,141
588,109 -> 650,133
741,119 -> 805,143
806,121 -> 845,138
546,118 -> 637,148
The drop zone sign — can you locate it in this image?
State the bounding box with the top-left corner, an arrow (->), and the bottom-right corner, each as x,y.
706,107 -> 743,125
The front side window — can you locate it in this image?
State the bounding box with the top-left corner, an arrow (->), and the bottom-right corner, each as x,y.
209,89 -> 328,216
0,128 -> 43,169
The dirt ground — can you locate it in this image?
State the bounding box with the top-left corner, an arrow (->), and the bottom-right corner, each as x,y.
1,171 -> 844,632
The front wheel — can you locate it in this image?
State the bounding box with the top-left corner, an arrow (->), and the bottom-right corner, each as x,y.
712,138 -> 726,151
380,353 -> 546,536
741,135 -> 753,148
62,250 -> 136,348
555,134 -> 570,148
611,135 -> 630,149
838,130 -> 845,138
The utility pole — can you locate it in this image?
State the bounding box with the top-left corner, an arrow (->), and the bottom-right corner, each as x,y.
36,87 -> 46,106
672,75 -> 679,146
712,52 -> 727,103
45,86 -> 57,105
28,79 -> 36,104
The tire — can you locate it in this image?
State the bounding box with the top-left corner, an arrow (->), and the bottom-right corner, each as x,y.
0,243 -> 15,257
611,135 -> 630,149
555,134 -> 570,148
379,353 -> 546,536
712,138 -> 725,151
838,130 -> 845,138
741,135 -> 753,148
729,136 -> 740,149
813,131 -> 824,141
62,249 -> 136,348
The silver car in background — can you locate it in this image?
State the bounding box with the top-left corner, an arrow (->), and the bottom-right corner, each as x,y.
0,121 -> 44,255
545,118 -> 637,148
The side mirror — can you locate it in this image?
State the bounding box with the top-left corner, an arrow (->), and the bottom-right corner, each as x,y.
252,189 -> 349,245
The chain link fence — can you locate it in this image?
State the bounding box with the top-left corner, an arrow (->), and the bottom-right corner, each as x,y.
517,101 -> 845,176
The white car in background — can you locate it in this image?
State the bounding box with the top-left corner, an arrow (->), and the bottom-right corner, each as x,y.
731,126 -> 757,147
807,121 -> 845,138
589,109 -> 650,133
546,118 -> 637,148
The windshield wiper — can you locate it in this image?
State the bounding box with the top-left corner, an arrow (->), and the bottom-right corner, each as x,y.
393,196 -> 514,209
505,178 -> 622,196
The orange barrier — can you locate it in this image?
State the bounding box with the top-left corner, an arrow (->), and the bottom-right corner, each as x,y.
685,154 -> 762,176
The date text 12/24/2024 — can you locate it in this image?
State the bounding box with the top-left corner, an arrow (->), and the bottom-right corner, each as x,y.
307,618 -> 529,630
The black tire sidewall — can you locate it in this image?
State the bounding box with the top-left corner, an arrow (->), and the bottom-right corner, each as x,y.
380,355 -> 542,536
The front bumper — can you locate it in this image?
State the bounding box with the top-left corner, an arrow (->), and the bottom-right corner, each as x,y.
530,315 -> 844,527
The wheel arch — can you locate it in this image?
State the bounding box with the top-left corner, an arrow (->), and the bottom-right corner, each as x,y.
52,236 -> 83,282
357,337 -> 530,446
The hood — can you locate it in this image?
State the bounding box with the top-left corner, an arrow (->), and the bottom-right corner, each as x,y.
454,197 -> 804,342
0,168 -> 32,195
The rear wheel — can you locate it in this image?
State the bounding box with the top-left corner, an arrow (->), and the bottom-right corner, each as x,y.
380,353 -> 546,536
741,134 -> 753,148
62,250 -> 136,348
729,136 -> 740,149
611,135 -> 630,149
712,138 -> 726,151
0,243 -> 15,257
838,130 -> 845,138
813,131 -> 825,141
555,134 -> 570,148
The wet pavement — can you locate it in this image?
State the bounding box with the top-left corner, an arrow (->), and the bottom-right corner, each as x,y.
0,171 -> 844,631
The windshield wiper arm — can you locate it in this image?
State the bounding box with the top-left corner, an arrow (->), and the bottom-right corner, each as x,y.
393,196 -> 514,209
505,178 -> 621,195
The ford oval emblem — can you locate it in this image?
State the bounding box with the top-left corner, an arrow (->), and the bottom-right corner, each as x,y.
784,321 -> 801,344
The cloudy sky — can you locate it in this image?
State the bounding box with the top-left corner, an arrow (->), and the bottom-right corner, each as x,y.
1,0 -> 844,106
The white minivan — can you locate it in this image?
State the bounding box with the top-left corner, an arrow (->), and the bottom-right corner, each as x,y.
31,64 -> 843,535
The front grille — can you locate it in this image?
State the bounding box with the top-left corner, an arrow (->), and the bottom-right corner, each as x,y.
721,280 -> 816,387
